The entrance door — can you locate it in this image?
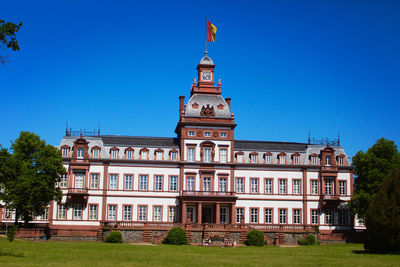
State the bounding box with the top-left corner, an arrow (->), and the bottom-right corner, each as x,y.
202,207 -> 212,223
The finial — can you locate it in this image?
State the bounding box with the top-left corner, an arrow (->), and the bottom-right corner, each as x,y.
205,47 -> 208,56
194,77 -> 196,84
218,79 -> 221,86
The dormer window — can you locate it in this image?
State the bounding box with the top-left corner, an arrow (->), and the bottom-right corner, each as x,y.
204,132 -> 211,137
140,148 -> 149,160
292,153 -> 300,165
311,156 -> 318,165
92,149 -> 99,158
141,151 -> 148,160
337,155 -> 345,166
171,151 -> 177,161
126,150 -> 133,160
62,147 -> 69,157
251,153 -> 258,163
111,149 -> 118,159
264,153 -> 272,164
156,150 -> 163,160
77,148 -> 84,158
236,152 -> 244,163
278,153 -> 286,164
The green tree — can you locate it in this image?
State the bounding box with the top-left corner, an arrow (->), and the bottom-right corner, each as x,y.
0,19 -> 22,64
162,227 -> 188,245
0,132 -> 65,224
349,138 -> 400,220
365,168 -> 400,253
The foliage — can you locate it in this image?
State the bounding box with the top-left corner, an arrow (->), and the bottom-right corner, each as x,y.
349,138 -> 400,219
244,229 -> 264,246
162,227 -> 188,245
6,225 -> 17,242
364,168 -> 400,253
0,19 -> 22,64
298,234 -> 320,245
0,131 -> 65,224
104,231 -> 123,243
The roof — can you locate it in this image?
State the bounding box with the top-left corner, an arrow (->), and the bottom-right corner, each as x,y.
199,54 -> 214,65
101,136 -> 179,148
234,140 -> 308,152
185,94 -> 231,118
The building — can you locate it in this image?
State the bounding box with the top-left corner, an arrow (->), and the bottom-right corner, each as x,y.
1,53 -> 360,244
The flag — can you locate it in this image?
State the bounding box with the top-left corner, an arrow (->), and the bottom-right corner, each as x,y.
207,21 -> 217,42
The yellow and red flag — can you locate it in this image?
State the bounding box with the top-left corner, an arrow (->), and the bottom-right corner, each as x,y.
207,21 -> 217,42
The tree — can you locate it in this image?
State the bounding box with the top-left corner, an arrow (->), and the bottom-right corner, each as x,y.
244,229 -> 265,246
0,19 -> 22,64
349,138 -> 400,220
162,227 -> 188,245
364,168 -> 400,253
0,132 -> 65,224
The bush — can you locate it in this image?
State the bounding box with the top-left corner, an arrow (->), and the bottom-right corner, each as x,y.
105,231 -> 123,243
298,234 -> 320,245
6,225 -> 17,242
245,229 -> 264,246
162,227 -> 188,245
365,168 -> 400,253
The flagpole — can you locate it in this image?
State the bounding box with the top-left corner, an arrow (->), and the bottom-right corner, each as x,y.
205,18 -> 208,55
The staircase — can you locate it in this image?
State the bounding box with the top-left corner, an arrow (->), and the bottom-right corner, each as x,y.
224,231 -> 231,243
239,230 -> 248,243
96,229 -> 103,242
142,230 -> 152,243
186,230 -> 192,243
276,233 -> 285,245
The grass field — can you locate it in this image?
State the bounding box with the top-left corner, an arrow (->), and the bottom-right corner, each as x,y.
0,238 -> 399,266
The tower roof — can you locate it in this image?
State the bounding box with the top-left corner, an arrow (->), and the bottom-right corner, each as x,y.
199,51 -> 214,65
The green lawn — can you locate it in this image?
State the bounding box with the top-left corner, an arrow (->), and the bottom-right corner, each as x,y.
0,237 -> 399,266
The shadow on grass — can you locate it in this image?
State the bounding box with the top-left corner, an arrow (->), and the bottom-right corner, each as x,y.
353,250 -> 400,255
0,250 -> 25,258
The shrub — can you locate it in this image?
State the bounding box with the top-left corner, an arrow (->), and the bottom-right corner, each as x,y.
162,227 -> 188,245
6,225 -> 17,242
298,234 -> 320,245
365,168 -> 400,253
105,231 -> 123,243
245,229 -> 264,246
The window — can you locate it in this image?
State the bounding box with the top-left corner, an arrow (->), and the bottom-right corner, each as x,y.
126,150 -> 133,160
108,205 -> 116,221
237,154 -> 243,163
339,209 -> 348,225
250,208 -> 258,223
251,154 -> 258,163
204,148 -> 211,162
220,149 -> 227,163
204,132 -> 211,137
236,208 -> 244,223
311,180 -> 319,195
279,209 -> 287,224
60,174 -> 68,188
325,210 -> 333,225
141,150 -> 148,160
109,174 -> 118,190
4,209 -> 13,219
169,207 -> 176,222
77,148 -> 84,158
171,152 -> 177,161
293,156 -> 299,165
186,176 -> 195,191
123,206 -> 132,221
311,156 -> 318,165
139,175 -> 148,190
279,179 -> 287,194
265,179 -> 273,194
293,180 -> 301,194
169,176 -> 177,191
221,132 -> 227,138
138,206 -> 147,221
75,173 -> 84,189
62,148 -> 69,157
236,178 -> 244,193
90,174 -> 99,189
125,175 -> 133,190
250,178 -> 259,193
42,208 -> 49,220
188,147 -> 195,162
58,205 -> 66,219
338,156 -> 345,166
89,205 -> 97,220
293,209 -> 301,224
265,209 -> 272,224
92,149 -> 99,158
153,206 -> 162,222
188,131 -> 195,136
186,207 -> 195,222
111,149 -> 118,159
220,207 -> 228,223
325,179 -> 333,195
325,156 -> 331,166
203,177 -> 211,192
311,210 -> 319,224
156,151 -> 163,160
219,178 -> 227,192
155,175 -> 163,191
74,204 -> 82,220
265,155 -> 272,164
279,155 -> 285,164
339,181 -> 346,195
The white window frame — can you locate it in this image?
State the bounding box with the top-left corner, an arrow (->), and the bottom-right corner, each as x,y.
62,148 -> 69,157
60,174 -> 68,188
77,148 -> 84,158
186,176 -> 195,191
204,148 -> 211,162
311,180 -> 319,195
250,178 -> 258,193
188,131 -> 195,136
188,147 -> 195,162
236,208 -> 243,223
169,207 -> 176,222
220,132 -> 227,138
155,175 -> 163,191
279,179 -> 287,194
250,208 -> 258,223
203,177 -> 211,192
311,210 -> 319,224
123,206 -> 132,221
90,174 -> 99,189
74,204 -> 82,220
219,178 -> 227,192
339,181 -> 346,195
138,206 -> 147,221
58,205 -> 66,220
139,175 -> 148,190
111,150 -> 118,159
265,209 -> 272,224
126,150 -> 133,160
93,149 -> 99,158
109,174 -> 118,190
293,180 -> 301,194
89,205 -> 97,220
265,179 -> 272,194
154,206 -> 162,222
279,209 -> 287,224
125,175 -> 133,190
169,176 -> 177,191
220,148 -> 227,163
293,209 -> 301,224
236,178 -> 244,193
204,132 -> 211,137
108,205 -> 116,221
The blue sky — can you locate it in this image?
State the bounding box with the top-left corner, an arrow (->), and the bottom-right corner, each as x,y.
1,0 -> 399,158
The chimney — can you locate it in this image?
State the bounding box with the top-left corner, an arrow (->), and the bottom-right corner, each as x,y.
225,97 -> 231,108
179,96 -> 185,118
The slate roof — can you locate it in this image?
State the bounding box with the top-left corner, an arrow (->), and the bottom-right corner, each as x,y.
185,94 -> 231,118
101,136 -> 179,148
234,140 -> 307,152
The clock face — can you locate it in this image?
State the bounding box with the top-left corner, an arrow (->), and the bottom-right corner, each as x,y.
202,71 -> 212,81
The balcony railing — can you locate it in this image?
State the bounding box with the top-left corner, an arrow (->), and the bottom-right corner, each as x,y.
321,194 -> 340,201
67,188 -> 88,194
180,191 -> 235,197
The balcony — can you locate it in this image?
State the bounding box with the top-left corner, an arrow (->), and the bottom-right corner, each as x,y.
179,191 -> 237,202
67,188 -> 88,203
320,194 -> 341,208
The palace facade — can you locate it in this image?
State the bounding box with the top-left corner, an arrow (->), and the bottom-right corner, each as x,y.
1,53 -> 361,243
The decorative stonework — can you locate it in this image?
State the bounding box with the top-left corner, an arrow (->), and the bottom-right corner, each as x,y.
192,102 -> 199,109
217,103 -> 224,110
200,105 -> 215,117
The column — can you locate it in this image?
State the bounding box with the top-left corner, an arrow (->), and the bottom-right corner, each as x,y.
216,203 -> 220,224
181,202 -> 186,224
231,204 -> 236,224
197,203 -> 202,223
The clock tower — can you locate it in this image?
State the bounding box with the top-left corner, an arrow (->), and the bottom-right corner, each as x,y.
191,50 -> 220,95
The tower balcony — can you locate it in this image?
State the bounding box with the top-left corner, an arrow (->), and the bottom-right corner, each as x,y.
67,188 -> 88,203
320,194 -> 341,209
179,190 -> 237,203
